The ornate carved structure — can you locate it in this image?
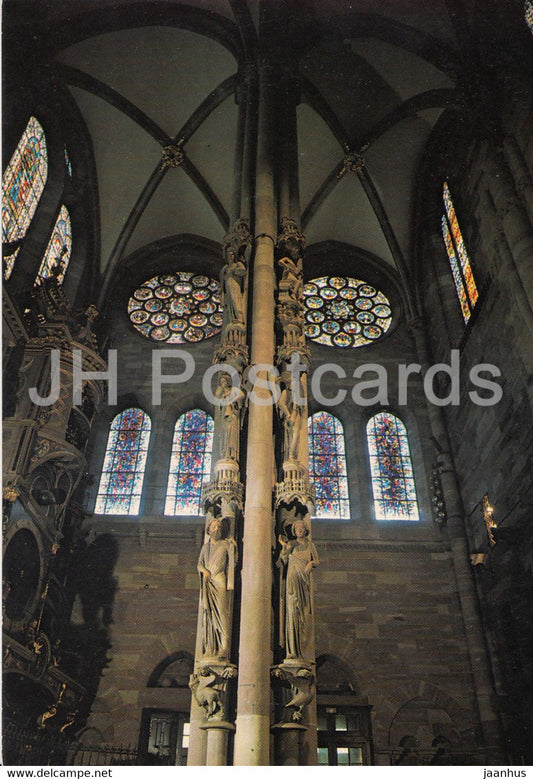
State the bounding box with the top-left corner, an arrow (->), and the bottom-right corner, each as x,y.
189,662 -> 238,722
2,277 -> 109,744
196,516 -> 237,661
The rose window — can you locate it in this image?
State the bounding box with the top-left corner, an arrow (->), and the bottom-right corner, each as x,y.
128,272 -> 223,343
303,276 -> 392,347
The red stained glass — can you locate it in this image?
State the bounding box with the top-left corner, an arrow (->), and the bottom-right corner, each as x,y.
165,409 -> 214,516
308,412 -> 350,519
3,117 -> 48,279
367,412 -> 419,521
442,182 -> 479,322
95,408 -> 151,515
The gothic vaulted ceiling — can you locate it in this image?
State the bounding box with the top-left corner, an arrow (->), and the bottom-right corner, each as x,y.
4,0 -> 463,293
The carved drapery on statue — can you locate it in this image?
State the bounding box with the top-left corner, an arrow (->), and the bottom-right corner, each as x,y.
216,218 -> 252,369
277,372 -> 306,464
215,374 -> 246,463
276,517 -> 319,661
197,516 -> 237,661
190,220 -> 251,751
270,218 -> 318,741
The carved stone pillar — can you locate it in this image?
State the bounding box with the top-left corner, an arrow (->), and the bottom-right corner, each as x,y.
187,219 -> 251,766
271,217 -> 318,765
189,661 -> 238,766
233,61 -> 278,767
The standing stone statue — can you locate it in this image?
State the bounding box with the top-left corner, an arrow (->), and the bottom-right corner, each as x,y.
220,248 -> 247,326
215,374 -> 246,461
197,517 -> 237,660
277,519 -> 319,660
278,254 -> 303,302
277,374 -> 305,462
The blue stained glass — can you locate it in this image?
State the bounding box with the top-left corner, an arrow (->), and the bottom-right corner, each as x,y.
366,412 -> 419,521
95,408 -> 151,515
303,276 -> 392,348
65,147 -> 73,177
37,204 -> 72,284
308,412 -> 350,520
2,116 -> 48,279
165,409 -> 214,516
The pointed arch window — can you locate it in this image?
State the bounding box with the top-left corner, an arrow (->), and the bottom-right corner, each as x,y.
366,412 -> 419,521
308,412 -> 350,519
2,116 -> 48,280
441,182 -> 478,323
165,409 -> 214,516
36,204 -> 72,284
95,408 -> 151,515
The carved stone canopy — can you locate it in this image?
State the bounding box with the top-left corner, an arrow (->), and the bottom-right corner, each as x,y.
276,217 -> 306,259
222,218 -> 252,264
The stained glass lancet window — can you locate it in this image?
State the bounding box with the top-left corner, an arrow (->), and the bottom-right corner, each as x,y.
526,0 -> 533,33
308,412 -> 350,519
95,408 -> 151,515
366,412 -> 419,521
36,205 -> 72,283
165,409 -> 214,516
2,116 -> 48,280
441,182 -> 479,323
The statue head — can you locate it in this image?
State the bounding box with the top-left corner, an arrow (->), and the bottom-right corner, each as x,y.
219,372 -> 232,389
292,519 -> 309,538
207,518 -> 225,540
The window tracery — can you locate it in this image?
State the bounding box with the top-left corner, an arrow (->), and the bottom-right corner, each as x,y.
366,411 -> 419,521
308,411 -> 350,519
303,276 -> 392,347
2,116 -> 48,279
165,409 -> 214,516
95,408 -> 151,515
128,272 -> 223,343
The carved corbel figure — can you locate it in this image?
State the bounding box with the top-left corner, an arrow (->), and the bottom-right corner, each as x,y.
189,664 -> 237,721
271,664 -> 315,723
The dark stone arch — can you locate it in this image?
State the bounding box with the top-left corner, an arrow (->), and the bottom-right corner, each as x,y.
316,653 -> 358,695
147,650 -> 194,689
